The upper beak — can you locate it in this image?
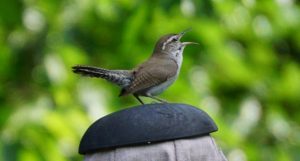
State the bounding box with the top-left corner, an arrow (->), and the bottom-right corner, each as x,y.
178,28 -> 192,39
178,28 -> 198,46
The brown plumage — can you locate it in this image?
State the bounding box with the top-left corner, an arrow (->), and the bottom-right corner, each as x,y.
119,54 -> 178,96
72,29 -> 197,104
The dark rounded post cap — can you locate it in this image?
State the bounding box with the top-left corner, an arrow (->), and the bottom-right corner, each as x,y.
79,103 -> 218,154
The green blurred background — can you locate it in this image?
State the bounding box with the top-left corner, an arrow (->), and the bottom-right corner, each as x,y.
1,0 -> 300,160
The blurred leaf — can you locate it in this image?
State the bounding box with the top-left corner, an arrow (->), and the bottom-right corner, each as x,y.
1,0 -> 300,161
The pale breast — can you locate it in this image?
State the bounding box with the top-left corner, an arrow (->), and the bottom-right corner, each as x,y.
144,49 -> 183,96
146,75 -> 177,96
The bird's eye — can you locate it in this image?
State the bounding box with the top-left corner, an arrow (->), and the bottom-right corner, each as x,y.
171,38 -> 178,42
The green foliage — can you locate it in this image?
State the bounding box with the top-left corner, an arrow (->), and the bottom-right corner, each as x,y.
0,0 -> 300,160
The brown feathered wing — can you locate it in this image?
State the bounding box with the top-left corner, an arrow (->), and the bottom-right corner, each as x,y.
119,56 -> 178,96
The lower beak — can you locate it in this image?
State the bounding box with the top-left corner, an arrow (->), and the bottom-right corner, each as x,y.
182,42 -> 198,46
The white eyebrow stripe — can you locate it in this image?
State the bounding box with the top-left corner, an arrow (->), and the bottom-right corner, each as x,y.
162,35 -> 177,50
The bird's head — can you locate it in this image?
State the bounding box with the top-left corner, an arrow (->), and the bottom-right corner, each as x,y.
153,28 -> 198,54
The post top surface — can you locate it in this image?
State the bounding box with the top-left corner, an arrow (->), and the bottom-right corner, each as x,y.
79,103 -> 218,154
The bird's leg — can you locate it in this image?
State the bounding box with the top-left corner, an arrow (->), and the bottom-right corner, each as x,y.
134,94 -> 144,105
147,95 -> 168,104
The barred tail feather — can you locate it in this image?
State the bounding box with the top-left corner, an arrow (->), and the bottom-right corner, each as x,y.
72,65 -> 133,88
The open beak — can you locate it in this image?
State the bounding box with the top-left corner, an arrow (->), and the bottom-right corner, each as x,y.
178,28 -> 198,46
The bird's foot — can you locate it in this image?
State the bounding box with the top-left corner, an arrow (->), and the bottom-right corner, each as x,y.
147,96 -> 169,104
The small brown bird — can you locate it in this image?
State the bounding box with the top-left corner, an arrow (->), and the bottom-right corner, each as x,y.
72,29 -> 197,104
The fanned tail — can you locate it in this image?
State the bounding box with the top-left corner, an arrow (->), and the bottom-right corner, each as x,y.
72,65 -> 133,88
